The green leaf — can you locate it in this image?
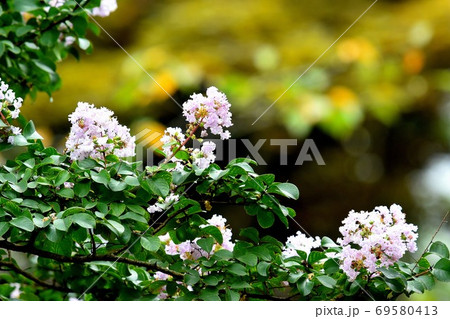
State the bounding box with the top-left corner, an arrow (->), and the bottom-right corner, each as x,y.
324,258 -> 340,275
91,169 -> 110,186
297,277 -> 314,296
316,275 -> 336,289
70,213 -> 96,229
308,251 -> 326,265
225,288 -> 240,301
13,0 -> 41,12
432,258 -> 450,282
71,16 -> 88,37
11,135 -> 30,146
74,182 -> 91,197
16,25 -> 34,37
199,290 -> 220,301
10,216 -> 34,232
56,188 -> 74,198
0,222 -> 9,237
124,176 -> 140,187
407,278 -> 425,294
418,257 -> 431,270
22,120 -> 43,140
143,174 -> 171,197
10,179 -> 28,193
185,271 -> 200,286
257,209 -> 275,228
53,219 -> 70,232
201,226 -> 223,244
108,179 -> 127,192
416,273 -> 435,290
239,227 -> 260,244
237,253 -> 258,267
213,249 -> 233,260
430,241 -> 449,259
227,263 -> 247,276
321,236 -> 337,247
267,182 -> 299,199
106,220 -> 125,235
55,170 -> 70,187
140,236 -> 160,252
62,207 -> 86,217
110,203 -> 126,216
256,261 -> 270,276
174,150 -> 190,161
203,276 -> 219,286
378,267 -> 406,284
197,237 -> 215,253
119,212 -> 147,224
78,159 -> 99,169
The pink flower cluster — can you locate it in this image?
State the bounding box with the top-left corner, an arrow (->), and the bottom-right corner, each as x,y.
161,127 -> 186,159
153,271 -> 171,300
48,0 -> 117,17
282,231 -> 321,258
337,204 -> 418,281
160,214 -> 234,260
0,78 -> 23,144
66,102 -> 136,161
182,86 -> 232,140
159,87 -> 233,171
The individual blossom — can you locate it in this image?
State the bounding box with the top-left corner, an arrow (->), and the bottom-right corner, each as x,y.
192,141 -> 216,169
9,283 -> 21,299
202,214 -> 235,252
282,231 -> 321,258
182,86 -> 232,140
48,0 -> 65,7
153,271 -> 172,300
47,0 -> 117,17
92,0 -> 118,17
65,102 -> 136,161
1,78 -> 23,144
162,214 -> 235,260
160,127 -> 186,160
337,204 -> 418,281
147,193 -> 180,214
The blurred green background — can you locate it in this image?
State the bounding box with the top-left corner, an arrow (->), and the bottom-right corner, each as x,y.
7,0 -> 450,300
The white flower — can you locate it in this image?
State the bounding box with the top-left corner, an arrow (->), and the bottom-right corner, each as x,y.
282,231 -> 321,258
65,102 -> 136,161
92,0 -> 118,17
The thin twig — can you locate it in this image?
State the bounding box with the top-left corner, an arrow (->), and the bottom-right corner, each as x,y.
412,211 -> 449,272
89,229 -> 97,256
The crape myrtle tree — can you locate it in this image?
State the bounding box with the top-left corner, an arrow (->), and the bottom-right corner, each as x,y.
1,1 -> 450,301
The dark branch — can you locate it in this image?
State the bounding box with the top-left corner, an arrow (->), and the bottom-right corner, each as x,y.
0,261 -> 70,293
0,240 -> 183,279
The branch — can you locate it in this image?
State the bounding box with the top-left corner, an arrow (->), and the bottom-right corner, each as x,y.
88,229 -> 97,256
0,240 -> 183,279
0,261 -> 70,293
244,292 -> 290,301
412,211 -> 449,271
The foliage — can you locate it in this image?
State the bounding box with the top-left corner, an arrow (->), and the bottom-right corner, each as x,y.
0,0 -> 108,99
0,0 -> 449,302
0,116 -> 449,300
